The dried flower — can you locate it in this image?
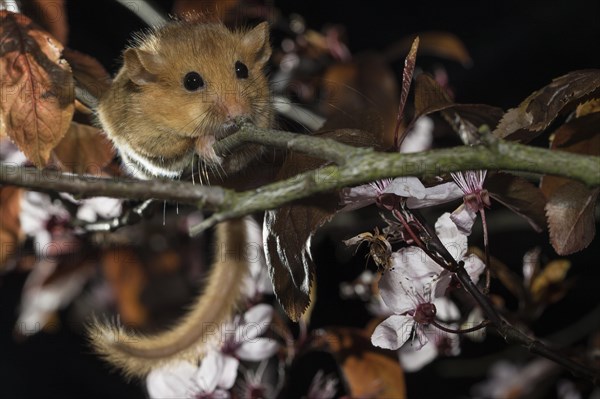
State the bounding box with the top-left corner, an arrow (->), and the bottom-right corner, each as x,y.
451,170 -> 490,213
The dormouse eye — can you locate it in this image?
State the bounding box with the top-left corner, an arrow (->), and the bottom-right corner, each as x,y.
183,72 -> 204,91
235,61 -> 248,79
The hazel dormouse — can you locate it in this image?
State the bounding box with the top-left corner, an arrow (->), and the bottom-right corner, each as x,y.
97,21 -> 273,180
92,21 -> 273,377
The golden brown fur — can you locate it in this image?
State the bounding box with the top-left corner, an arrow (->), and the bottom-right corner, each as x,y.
89,218 -> 251,377
97,21 -> 272,179
92,21 -> 273,377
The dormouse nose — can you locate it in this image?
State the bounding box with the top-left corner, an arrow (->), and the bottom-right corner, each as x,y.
216,96 -> 247,121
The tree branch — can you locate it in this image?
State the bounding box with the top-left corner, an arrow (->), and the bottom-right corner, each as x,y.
197,123 -> 599,234
2,124 -> 598,236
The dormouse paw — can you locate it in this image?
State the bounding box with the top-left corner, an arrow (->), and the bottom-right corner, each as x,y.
195,135 -> 223,165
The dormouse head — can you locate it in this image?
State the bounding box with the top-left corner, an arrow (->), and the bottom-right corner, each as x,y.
121,22 -> 272,143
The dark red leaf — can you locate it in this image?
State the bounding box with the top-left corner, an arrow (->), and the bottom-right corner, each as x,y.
0,186 -> 23,269
319,54 -> 398,147
412,74 -> 504,143
545,182 -> 598,255
485,172 -> 547,233
384,31 -> 472,67
494,69 -> 600,142
62,48 -> 111,105
394,36 -> 419,149
540,112 -> 600,255
51,122 -> 115,175
265,129 -> 382,321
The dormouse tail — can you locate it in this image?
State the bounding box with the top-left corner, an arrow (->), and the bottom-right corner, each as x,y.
89,218 -> 252,378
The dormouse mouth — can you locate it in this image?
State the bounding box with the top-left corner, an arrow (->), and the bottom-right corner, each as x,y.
214,120 -> 241,140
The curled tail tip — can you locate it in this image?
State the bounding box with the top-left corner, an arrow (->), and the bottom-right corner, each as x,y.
86,316 -> 209,378
86,317 -> 153,378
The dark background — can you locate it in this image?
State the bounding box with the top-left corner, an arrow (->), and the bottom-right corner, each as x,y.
1,0 -> 599,398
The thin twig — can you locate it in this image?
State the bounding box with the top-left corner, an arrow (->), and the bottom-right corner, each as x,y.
454,266 -> 599,383
432,319 -> 490,334
0,165 -> 227,207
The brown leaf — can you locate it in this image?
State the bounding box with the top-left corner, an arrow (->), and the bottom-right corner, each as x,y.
469,247 -> 527,302
545,182 -> 598,255
0,11 -> 74,166
265,129 -> 382,321
21,0 -> 68,44
494,69 -> 600,142
319,54 -> 398,147
52,122 -> 115,175
62,48 -> 111,104
264,196 -> 335,321
307,327 -> 406,399
102,248 -> 148,327
576,98 -> 600,118
0,186 -> 23,269
384,31 -> 472,67
485,172 -> 547,233
530,259 -> 571,303
412,74 -> 504,143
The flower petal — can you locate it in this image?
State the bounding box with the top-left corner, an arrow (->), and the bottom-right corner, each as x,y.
391,250 -> 442,285
371,315 -> 414,350
196,350 -> 223,393
218,355 -> 240,390
450,203 -> 478,235
463,254 -> 486,284
339,184 -> 378,211
384,177 -> 426,199
76,197 -> 122,223
400,116 -> 434,154
378,265 -> 417,314
239,304 -> 273,340
432,297 -> 460,321
406,182 -> 464,209
242,218 -> 273,296
146,361 -> 198,399
432,270 -> 452,298
398,336 -> 439,372
436,213 -> 468,260
236,338 -> 279,361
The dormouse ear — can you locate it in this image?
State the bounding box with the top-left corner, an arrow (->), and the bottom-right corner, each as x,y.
123,48 -> 163,85
241,22 -> 271,67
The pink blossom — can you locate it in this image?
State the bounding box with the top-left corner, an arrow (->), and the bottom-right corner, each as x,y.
240,219 -> 273,298
146,354 -> 231,399
398,297 -> 461,372
371,213 -> 485,360
399,116 -> 434,154
340,176 -> 463,212
371,259 -> 440,351
387,213 -> 485,298
449,170 -> 490,234
220,304 -> 279,362
201,304 -> 279,392
235,361 -> 277,399
146,304 -> 279,399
